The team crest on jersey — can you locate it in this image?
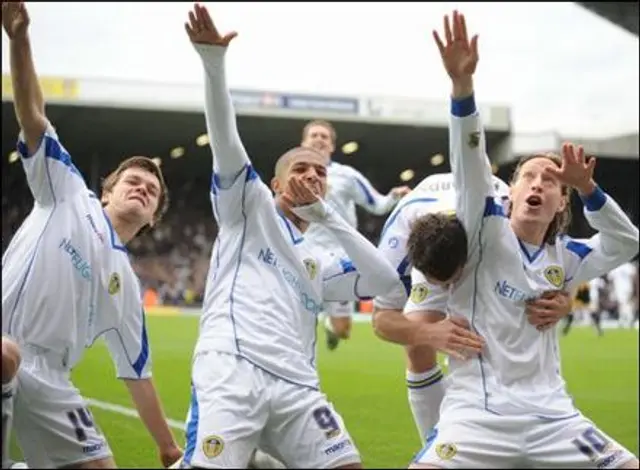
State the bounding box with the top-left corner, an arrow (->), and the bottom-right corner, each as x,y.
303,258 -> 318,280
468,131 -> 480,149
543,265 -> 565,288
435,443 -> 457,460
410,283 -> 429,304
202,435 -> 224,458
439,209 -> 456,217
108,273 -> 121,295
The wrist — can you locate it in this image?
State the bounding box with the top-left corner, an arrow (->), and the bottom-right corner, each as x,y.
451,78 -> 474,99
576,180 -> 597,197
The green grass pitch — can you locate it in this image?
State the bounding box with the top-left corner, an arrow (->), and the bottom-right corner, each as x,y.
9,316 -> 639,468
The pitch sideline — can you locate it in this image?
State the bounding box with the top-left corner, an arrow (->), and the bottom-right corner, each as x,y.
86,398 -> 186,431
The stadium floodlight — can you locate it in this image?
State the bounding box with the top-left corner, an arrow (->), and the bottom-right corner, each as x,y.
170,147 -> 185,159
430,153 -> 444,166
399,169 -> 415,182
341,141 -> 359,155
196,133 -> 209,147
151,157 -> 162,167
8,151 -> 19,163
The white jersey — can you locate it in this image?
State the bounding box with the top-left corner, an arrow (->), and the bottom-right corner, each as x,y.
374,172 -> 510,312
304,161 -> 399,249
2,127 -> 150,379
194,44 -> 399,390
608,262 -> 637,305
443,96 -> 639,418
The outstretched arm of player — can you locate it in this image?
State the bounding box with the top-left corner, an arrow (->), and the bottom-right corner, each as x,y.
434,11 -> 497,240
350,168 -> 409,215
549,144 -> 640,290
103,305 -> 182,468
3,1 -> 86,206
186,4 -> 244,178
123,379 -> 183,468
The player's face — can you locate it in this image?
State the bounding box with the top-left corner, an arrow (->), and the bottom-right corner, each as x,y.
301,125 -> 334,160
284,152 -> 328,199
106,167 -> 161,227
509,157 -> 566,229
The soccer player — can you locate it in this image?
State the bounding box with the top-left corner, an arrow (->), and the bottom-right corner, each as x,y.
372,171 -> 572,443
608,262 -> 638,328
2,336 -> 21,470
563,281 -> 604,337
181,5 -> 399,469
301,120 -> 410,351
410,10 -> 639,468
1,2 -> 182,468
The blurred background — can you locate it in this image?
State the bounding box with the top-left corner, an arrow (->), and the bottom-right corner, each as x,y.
2,1 -> 638,314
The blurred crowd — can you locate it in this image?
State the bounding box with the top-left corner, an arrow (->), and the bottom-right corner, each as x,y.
2,170 -> 637,316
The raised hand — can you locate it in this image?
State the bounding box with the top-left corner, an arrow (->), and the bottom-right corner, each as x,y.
282,176 -> 320,208
433,10 -> 478,83
2,1 -> 30,40
184,3 -> 237,46
543,143 -> 597,195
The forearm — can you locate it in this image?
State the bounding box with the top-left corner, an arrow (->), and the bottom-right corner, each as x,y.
372,308 -> 417,345
325,211 -> 399,296
194,43 -> 250,178
366,193 -> 398,216
581,187 -> 639,258
10,35 -> 47,149
123,378 -> 178,451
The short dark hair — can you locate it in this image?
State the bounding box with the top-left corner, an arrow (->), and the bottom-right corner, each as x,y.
407,213 -> 468,282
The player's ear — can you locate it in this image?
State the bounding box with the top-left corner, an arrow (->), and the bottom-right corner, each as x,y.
270,176 -> 281,194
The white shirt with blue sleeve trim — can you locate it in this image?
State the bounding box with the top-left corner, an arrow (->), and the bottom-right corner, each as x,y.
2,126 -> 151,379
442,94 -> 639,419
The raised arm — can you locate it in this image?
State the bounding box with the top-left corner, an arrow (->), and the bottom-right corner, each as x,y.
186,5 -> 269,225
3,2 -> 86,206
548,144 -> 640,289
434,11 -> 496,240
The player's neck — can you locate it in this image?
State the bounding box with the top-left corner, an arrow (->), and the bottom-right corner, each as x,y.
104,206 -> 140,245
276,199 -> 310,233
510,219 -> 546,247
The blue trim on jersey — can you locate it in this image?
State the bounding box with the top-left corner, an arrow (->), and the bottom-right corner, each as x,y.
17,133 -> 83,180
483,197 -> 506,218
517,239 -> 545,264
580,185 -> 606,211
397,256 -> 411,295
211,164 -> 258,194
473,204 -> 497,415
183,384 -> 200,466
380,197 -> 439,240
6,161 -> 59,335
353,176 -> 375,205
101,208 -> 128,253
131,309 -> 150,377
237,353 -> 320,391
413,427 -> 439,463
227,168 -> 254,354
451,95 -> 477,117
277,210 -> 304,245
339,258 -> 356,274
566,240 -> 593,260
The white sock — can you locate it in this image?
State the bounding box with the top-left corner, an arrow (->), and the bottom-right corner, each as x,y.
324,316 -> 335,334
249,449 -> 286,469
406,367 -> 445,444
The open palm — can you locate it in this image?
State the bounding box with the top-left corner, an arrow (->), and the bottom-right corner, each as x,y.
433,10 -> 478,81
2,1 -> 30,40
184,3 -> 237,47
